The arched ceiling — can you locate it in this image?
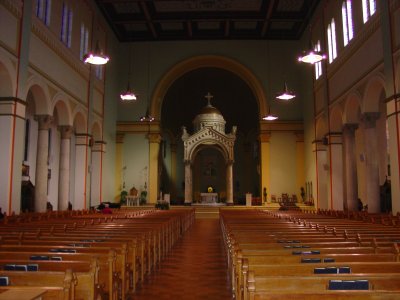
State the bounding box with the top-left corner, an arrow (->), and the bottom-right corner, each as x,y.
161,67 -> 258,136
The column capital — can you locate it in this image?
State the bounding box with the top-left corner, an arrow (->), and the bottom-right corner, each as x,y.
312,140 -> 327,152
147,133 -> 162,144
92,140 -> 106,153
361,112 -> 380,128
259,131 -> 271,143
325,132 -> 342,145
294,131 -> 304,142
34,115 -> 53,130
343,123 -> 358,133
116,132 -> 125,144
58,125 -> 73,139
226,159 -> 234,166
74,133 -> 92,146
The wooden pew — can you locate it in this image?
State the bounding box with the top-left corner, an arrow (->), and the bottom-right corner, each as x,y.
0,269 -> 75,300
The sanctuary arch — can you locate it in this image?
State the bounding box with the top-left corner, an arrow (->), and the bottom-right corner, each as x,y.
182,93 -> 236,205
145,55 -> 267,203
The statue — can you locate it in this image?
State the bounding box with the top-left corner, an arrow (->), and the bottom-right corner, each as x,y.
263,187 -> 267,204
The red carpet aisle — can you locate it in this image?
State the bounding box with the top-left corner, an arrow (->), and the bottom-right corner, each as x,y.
131,218 -> 232,300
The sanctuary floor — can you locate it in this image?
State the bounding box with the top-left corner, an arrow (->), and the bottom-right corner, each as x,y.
130,218 -> 232,299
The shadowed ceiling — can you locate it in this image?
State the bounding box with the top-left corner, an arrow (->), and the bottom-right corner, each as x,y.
95,0 -> 319,42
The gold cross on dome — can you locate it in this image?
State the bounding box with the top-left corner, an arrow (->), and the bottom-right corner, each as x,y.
205,92 -> 213,105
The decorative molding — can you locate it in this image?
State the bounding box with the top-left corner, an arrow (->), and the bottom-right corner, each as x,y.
0,0 -> 22,19
58,125 -> 74,139
183,126 -> 236,162
0,97 -> 25,105
31,18 -> 90,80
147,133 -> 162,144
259,120 -> 303,132
361,112 -> 380,128
34,114 -> 53,130
259,132 -> 271,143
326,13 -> 381,79
117,121 -> 161,134
294,131 -> 304,142
29,64 -> 87,107
116,133 -> 125,143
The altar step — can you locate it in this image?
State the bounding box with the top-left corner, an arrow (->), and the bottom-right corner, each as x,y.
195,207 -> 220,219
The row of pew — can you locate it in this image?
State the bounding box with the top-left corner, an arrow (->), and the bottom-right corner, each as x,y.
220,209 -> 400,300
0,207 -> 195,299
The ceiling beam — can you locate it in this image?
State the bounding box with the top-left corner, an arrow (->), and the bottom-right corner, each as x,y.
139,1 -> 157,39
261,0 -> 276,37
295,0 -> 319,39
187,21 -> 193,38
224,21 -> 230,37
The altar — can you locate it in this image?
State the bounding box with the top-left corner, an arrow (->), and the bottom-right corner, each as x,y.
200,193 -> 218,204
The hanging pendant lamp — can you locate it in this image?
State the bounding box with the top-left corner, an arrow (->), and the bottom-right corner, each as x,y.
276,82 -> 296,100
83,41 -> 109,65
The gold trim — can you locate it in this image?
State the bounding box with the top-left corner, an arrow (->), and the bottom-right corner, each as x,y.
260,120 -> 303,132
117,121 -> 161,134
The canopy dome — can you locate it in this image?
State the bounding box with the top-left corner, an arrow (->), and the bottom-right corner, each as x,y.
193,94 -> 226,133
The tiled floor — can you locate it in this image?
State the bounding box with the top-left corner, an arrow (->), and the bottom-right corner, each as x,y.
131,218 -> 232,300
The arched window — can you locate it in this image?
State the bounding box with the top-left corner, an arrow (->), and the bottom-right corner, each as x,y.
314,41 -> 322,79
342,0 -> 354,46
327,19 -> 337,63
61,2 -> 73,48
362,0 -> 376,23
80,23 -> 89,61
35,0 -> 51,26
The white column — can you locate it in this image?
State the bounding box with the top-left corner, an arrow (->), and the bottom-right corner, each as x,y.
226,161 -> 234,205
34,115 -> 53,212
313,140 -> 328,209
90,140 -> 105,207
148,133 -> 161,204
57,126 -> 73,211
362,113 -> 381,213
74,134 -> 90,210
0,98 -> 26,214
184,160 -> 192,204
343,124 -> 358,211
170,142 -> 177,201
327,133 -> 344,210
386,98 -> 400,213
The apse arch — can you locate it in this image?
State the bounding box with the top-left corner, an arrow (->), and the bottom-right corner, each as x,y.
151,55 -> 267,120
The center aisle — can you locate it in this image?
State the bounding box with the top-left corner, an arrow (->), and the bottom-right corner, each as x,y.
131,218 -> 232,299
